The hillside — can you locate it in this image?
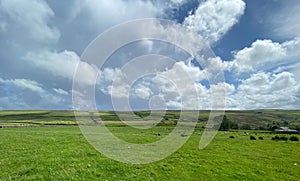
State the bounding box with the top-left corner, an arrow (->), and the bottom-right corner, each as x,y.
0,110 -> 300,130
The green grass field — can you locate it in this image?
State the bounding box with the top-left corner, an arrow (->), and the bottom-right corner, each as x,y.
0,111 -> 300,180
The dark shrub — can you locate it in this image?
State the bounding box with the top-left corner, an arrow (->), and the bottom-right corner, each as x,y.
272,135 -> 288,141
290,136 -> 299,141
258,136 -> 263,140
280,136 -> 288,141
272,135 -> 280,140
229,136 -> 235,139
250,136 -> 256,140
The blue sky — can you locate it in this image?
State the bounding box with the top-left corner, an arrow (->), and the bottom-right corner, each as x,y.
0,0 -> 300,110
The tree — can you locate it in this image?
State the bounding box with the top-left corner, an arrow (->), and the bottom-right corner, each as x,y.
269,125 -> 279,131
231,122 -> 239,129
282,120 -> 289,127
219,115 -> 239,131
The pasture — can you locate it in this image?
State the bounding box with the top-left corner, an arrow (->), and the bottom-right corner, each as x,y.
0,111 -> 300,180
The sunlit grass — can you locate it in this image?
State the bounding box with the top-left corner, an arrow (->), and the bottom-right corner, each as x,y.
0,126 -> 299,180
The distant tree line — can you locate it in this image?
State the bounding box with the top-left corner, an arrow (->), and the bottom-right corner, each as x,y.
217,116 -> 300,131
161,113 -> 300,131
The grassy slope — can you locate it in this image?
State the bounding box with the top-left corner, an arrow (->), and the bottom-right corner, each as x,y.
0,111 -> 76,126
0,126 -> 300,180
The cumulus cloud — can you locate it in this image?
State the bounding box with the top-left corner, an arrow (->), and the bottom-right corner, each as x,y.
229,71 -> 300,109
0,0 -> 60,43
94,61 -> 204,109
274,62 -> 300,81
200,37 -> 300,109
1,0 -> 300,110
230,38 -> 300,73
97,67 -> 129,98
155,61 -> 206,109
100,61 -> 230,110
183,0 -> 245,45
203,57 -> 232,79
132,84 -> 153,100
25,50 -> 99,86
231,39 -> 286,72
69,0 -> 163,31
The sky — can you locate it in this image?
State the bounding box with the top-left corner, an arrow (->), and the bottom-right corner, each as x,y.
0,0 -> 300,110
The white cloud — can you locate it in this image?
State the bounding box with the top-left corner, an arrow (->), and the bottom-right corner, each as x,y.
183,0 -> 245,45
0,0 -> 60,43
228,71 -> 300,109
281,37 -> 300,57
163,0 -> 189,10
0,78 -> 70,110
25,50 -> 99,86
0,78 -> 73,110
274,62 -> 300,81
94,61 -> 205,109
169,0 -> 187,5
70,0 -> 163,31
230,38 -> 300,73
204,57 -> 231,79
152,76 -> 180,102
26,50 -> 78,79
138,61 -> 230,109
132,84 -> 153,100
53,88 -> 69,95
95,60 -> 233,110
97,67 -> 129,98
0,78 -> 44,93
1,0 -> 300,110
157,62 -> 204,108
200,37 -> 300,109
211,82 -> 235,96
106,84 -> 131,99
231,39 -> 286,72
160,61 -> 205,83
100,68 -> 119,82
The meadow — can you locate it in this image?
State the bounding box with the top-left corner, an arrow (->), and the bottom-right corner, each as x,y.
0,110 -> 300,180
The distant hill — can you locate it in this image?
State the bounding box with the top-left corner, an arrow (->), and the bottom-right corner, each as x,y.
0,110 -> 299,130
